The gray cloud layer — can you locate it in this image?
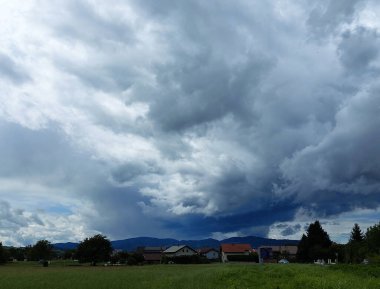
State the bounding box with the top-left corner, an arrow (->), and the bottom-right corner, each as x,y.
0,0 -> 380,245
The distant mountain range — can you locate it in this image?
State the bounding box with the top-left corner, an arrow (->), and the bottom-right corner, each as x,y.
53,236 -> 299,251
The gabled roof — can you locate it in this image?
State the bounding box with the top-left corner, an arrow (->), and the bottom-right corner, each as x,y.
198,247 -> 219,254
163,245 -> 196,254
221,243 -> 252,253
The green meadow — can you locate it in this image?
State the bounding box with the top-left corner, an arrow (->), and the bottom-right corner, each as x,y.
1,262 -> 379,289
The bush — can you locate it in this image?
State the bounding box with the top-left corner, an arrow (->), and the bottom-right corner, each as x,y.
227,254 -> 258,262
110,251 -> 128,264
7,247 -> 26,261
161,255 -> 168,264
126,253 -> 144,265
368,254 -> 380,264
345,241 -> 367,263
29,240 -> 53,261
366,223 -> 380,255
0,242 -> 9,264
166,255 -> 208,264
127,256 -> 138,265
131,253 -> 144,263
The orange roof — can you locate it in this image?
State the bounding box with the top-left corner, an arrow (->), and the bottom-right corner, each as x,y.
221,243 -> 252,253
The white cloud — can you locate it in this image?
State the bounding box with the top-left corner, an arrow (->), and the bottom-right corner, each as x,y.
0,0 -> 379,244
0,200 -> 98,246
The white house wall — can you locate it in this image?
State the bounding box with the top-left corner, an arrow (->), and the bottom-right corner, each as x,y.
222,252 -> 250,263
205,251 -> 219,260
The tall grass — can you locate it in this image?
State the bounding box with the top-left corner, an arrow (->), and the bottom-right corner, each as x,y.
0,262 -> 379,289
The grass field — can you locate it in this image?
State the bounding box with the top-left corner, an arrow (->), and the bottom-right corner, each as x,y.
1,262 -> 379,289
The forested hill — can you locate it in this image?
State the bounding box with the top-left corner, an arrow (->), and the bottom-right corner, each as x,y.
53,236 -> 299,251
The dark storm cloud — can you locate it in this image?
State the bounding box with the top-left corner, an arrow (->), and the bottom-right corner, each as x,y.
135,1 -> 276,131
278,84 -> 380,214
85,185 -> 175,240
125,0 -> 380,235
39,0 -> 139,93
0,121 -> 162,243
307,0 -> 365,38
0,122 -> 95,187
0,201 -> 28,228
338,27 -> 380,74
149,54 -> 273,131
1,0 -> 380,244
157,202 -> 299,238
275,224 -> 302,237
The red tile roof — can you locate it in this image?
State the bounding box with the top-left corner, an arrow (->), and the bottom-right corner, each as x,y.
221,243 -> 252,253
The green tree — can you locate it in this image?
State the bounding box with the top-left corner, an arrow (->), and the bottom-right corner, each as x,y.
63,249 -> 76,260
345,223 -> 366,263
0,242 -> 9,264
31,240 -> 53,261
127,255 -> 138,265
110,251 -> 128,264
296,234 -> 309,262
350,223 -> 364,242
345,241 -> 367,263
8,247 -> 27,261
25,245 -> 33,261
297,220 -> 333,262
366,222 -> 380,255
126,252 -> 144,265
76,234 -> 112,265
330,242 -> 345,263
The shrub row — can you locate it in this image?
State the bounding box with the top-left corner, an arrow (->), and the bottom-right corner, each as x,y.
227,254 -> 258,262
163,255 -> 210,264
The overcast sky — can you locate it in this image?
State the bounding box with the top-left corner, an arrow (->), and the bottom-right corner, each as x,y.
1,0 -> 380,246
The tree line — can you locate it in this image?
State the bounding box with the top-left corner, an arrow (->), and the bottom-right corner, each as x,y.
297,220 -> 380,263
0,234 -> 131,265
1,221 -> 380,265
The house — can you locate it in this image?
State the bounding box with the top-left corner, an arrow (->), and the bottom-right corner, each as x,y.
258,245 -> 298,263
162,245 -> 197,257
220,243 -> 253,263
198,248 -> 220,260
137,246 -> 166,264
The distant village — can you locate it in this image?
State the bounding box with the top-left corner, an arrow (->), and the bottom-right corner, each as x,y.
1,220 -> 379,266
2,240 -> 298,266
133,243 -> 297,264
